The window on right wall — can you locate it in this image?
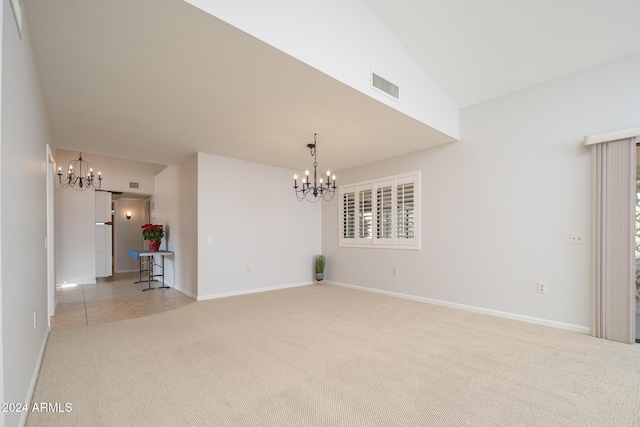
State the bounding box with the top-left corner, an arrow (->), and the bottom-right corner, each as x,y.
339,171 -> 420,249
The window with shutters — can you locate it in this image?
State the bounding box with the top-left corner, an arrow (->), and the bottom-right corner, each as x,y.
342,191 -> 355,238
376,184 -> 392,239
339,172 -> 420,249
358,187 -> 373,239
396,182 -> 415,239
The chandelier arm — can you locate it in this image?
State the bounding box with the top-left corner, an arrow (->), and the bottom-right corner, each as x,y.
57,152 -> 103,191
304,191 -> 323,203
293,133 -> 336,202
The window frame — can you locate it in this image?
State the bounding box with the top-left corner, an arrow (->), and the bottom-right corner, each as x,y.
339,172 -> 421,250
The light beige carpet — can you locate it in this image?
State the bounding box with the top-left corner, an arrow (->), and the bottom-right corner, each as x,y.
28,285 -> 640,426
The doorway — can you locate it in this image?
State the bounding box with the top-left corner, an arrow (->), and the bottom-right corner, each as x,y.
112,193 -> 151,274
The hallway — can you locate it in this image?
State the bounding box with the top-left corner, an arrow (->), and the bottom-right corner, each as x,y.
51,272 -> 194,330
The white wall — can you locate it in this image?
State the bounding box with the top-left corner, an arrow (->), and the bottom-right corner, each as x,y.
114,198 -> 146,273
154,155 -> 198,297
1,1 -> 53,425
184,0 -> 458,140
55,184 -> 95,285
55,150 -> 166,285
1,1 -> 5,415
323,52 -> 640,333
197,152 -> 321,299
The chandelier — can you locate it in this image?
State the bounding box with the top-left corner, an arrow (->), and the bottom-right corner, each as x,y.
57,152 -> 102,191
293,133 -> 336,202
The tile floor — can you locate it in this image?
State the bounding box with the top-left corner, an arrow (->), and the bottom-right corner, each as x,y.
51,272 -> 195,331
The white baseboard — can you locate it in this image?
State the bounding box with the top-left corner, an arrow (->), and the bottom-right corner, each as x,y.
326,281 -> 591,335
19,328 -> 49,426
197,281 -> 314,301
174,285 -> 196,300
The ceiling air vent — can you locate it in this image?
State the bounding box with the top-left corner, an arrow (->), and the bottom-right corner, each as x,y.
372,72 -> 399,100
129,182 -> 140,189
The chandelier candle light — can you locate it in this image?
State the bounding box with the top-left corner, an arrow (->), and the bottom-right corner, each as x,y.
57,152 -> 102,191
293,133 -> 336,202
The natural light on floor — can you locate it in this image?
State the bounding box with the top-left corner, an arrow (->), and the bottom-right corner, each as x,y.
58,283 -> 78,288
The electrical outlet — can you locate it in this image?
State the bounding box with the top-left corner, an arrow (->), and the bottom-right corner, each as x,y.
246,267 -> 251,273
570,233 -> 584,244
537,282 -> 547,294
392,267 -> 399,276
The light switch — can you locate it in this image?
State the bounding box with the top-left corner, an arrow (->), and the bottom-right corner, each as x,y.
207,236 -> 213,244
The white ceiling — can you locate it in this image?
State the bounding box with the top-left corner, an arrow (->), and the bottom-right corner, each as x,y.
363,0 -> 640,108
23,0 -> 640,170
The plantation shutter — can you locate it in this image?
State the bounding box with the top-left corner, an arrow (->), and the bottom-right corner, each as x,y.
396,179 -> 415,243
342,190 -> 356,239
376,184 -> 392,239
338,172 -> 420,249
358,188 -> 373,240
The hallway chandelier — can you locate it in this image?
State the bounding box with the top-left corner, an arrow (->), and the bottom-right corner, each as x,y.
57,152 -> 102,191
293,133 -> 336,202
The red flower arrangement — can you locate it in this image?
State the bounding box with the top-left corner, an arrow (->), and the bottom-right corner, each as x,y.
141,223 -> 164,242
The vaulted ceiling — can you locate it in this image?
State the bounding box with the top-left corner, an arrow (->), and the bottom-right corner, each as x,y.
23,0 -> 640,171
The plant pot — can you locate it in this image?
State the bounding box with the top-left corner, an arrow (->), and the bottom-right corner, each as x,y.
148,240 -> 161,251
315,272 -> 324,282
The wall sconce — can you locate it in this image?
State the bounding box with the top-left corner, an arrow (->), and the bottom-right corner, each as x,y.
126,211 -> 132,220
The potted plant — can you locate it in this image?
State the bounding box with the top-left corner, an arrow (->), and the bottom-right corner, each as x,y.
141,223 -> 164,251
314,254 -> 326,283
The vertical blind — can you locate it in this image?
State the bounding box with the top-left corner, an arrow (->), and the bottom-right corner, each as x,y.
590,137 -> 635,344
